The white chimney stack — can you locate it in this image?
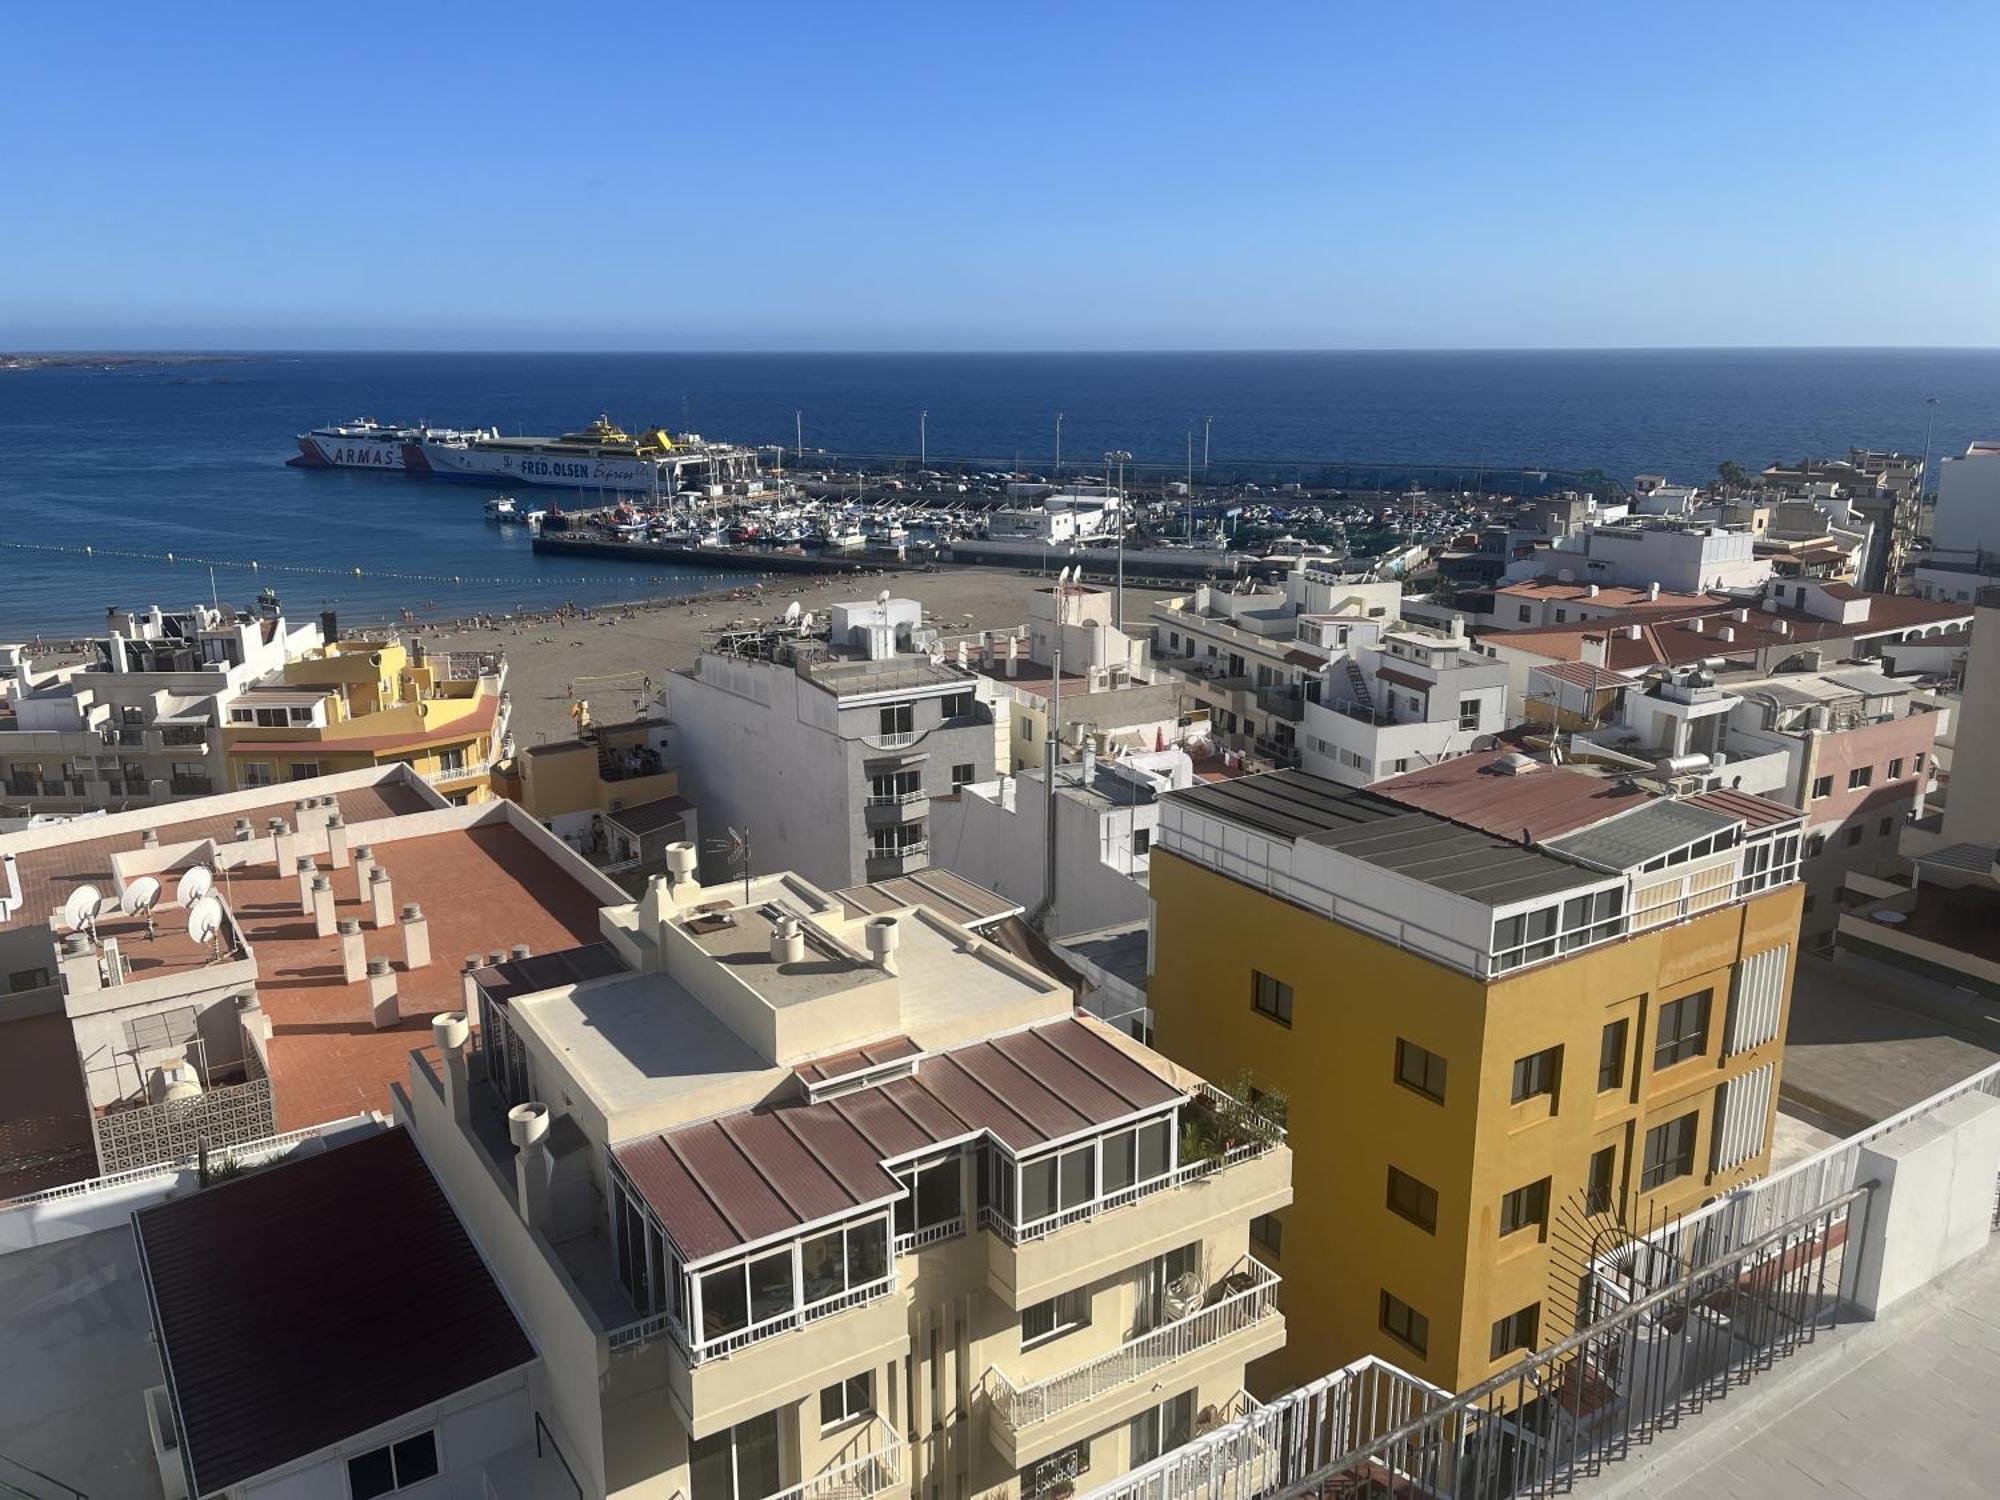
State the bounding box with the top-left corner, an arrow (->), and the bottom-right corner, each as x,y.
770,914 -> 805,966
865,915 -> 901,977
401,902 -> 431,969
365,957 -> 399,1029
432,1012 -> 471,1125
508,1102 -> 554,1231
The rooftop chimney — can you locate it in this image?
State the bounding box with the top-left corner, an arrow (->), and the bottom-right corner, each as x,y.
1648,582 -> 1661,601
664,841 -> 699,891
508,1102 -> 554,1231
1687,618 -> 1705,634
865,915 -> 901,977
770,914 -> 805,966
432,1012 -> 471,1125
365,957 -> 398,1029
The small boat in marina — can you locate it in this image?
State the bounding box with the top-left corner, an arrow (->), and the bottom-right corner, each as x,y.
485,495 -> 522,523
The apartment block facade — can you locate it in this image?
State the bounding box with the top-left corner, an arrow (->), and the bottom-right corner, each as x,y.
1146,766 -> 1802,1395
399,855 -> 1292,1500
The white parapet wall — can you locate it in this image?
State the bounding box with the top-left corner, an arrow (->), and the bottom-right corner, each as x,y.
1848,1090 -> 2000,1318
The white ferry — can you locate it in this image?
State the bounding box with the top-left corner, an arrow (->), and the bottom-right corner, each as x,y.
290,418 -> 494,471
405,415 -> 761,493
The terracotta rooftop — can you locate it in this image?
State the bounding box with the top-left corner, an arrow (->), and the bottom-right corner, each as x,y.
135,1128 -> 534,1496
240,823 -> 606,1131
1686,787 -> 1805,830
2,782 -> 432,934
615,1016 -> 1178,1261
1372,749 -> 1650,841
1495,579 -> 1716,610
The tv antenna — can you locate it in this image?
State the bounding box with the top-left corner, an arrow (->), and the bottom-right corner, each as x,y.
705,825 -> 752,907
186,893 -> 226,963
121,875 -> 163,941
62,884 -> 103,946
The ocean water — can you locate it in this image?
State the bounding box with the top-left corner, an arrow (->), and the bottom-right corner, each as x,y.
0,349 -> 1994,637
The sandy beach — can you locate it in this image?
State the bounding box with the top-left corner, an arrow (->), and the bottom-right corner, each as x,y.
414,567 -> 1185,748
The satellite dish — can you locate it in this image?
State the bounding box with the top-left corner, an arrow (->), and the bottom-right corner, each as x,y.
175,865 -> 214,908
186,894 -> 224,947
121,876 -> 162,916
784,600 -> 802,624
62,885 -> 104,933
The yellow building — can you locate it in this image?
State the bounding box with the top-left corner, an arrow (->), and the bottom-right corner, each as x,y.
1146,757 -> 1804,1395
490,715 -> 695,890
222,637 -> 508,805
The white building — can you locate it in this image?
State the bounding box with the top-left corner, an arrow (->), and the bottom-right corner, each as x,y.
930,748 -> 1192,937
1506,521 -> 1771,594
667,600 -> 1000,890
1297,618 -> 1509,787
1932,440 -> 2000,555
0,602 -> 319,812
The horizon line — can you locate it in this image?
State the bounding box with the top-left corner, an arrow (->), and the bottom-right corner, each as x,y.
7,343 -> 2000,358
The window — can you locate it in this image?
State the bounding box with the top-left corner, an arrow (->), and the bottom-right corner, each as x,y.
1888,757 -> 1905,780
690,1411 -> 781,1500
346,1431 -> 438,1500
1915,751 -> 1927,772
1098,1117 -> 1173,1196
870,768 -> 922,803
1806,833 -> 1827,857
1810,774 -> 1833,799
1030,1441 -> 1089,1496
869,823 -> 926,858
819,1372 -> 873,1430
1020,719 -> 1034,742
1251,969 -> 1293,1026
1517,605 -> 1532,623
287,761 -> 319,782
1490,1303 -> 1541,1360
1250,1212 -> 1283,1257
1844,825 -> 1862,847
941,690 -> 974,718
1020,1141 -> 1096,1225
878,703 -> 914,739
241,761 -> 275,788
1458,697 -> 1481,730
1131,827 -> 1151,857
1641,1112 -> 1699,1191
1396,1039 -> 1447,1102
1380,1290 -> 1429,1355
7,967 -> 51,994
1498,1177 -> 1550,1238
1655,990 -> 1710,1070
696,1218 -> 888,1347
1022,1286 -> 1091,1348
1386,1166 -> 1438,1233
951,762 -> 976,791
1598,1019 -> 1628,1093
1586,1145 -> 1617,1214
1848,766 -> 1873,790
1879,816 -> 1895,837
1511,1046 -> 1561,1105
894,1155 -> 963,1244
1130,1390 -> 1196,1467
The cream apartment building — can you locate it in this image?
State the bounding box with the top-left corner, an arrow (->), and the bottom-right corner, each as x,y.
398,848 -> 1292,1500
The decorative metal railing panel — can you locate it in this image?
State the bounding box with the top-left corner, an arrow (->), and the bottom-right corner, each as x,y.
91,1077 -> 276,1176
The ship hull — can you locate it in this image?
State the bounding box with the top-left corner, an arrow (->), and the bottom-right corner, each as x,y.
405,440 -> 665,491
294,433 -> 410,470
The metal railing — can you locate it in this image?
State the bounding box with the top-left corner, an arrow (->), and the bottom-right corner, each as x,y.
866,789 -> 929,806
766,1421 -> 902,1500
0,1116 -> 372,1211
867,839 -> 929,863
1084,1189 -> 1864,1500
1605,1056 -> 2000,1293
607,1272 -> 897,1363
894,1215 -> 964,1255
985,1086 -> 1284,1246
991,1258 -> 1281,1430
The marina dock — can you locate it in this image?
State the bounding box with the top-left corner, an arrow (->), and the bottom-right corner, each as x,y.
531,531 -> 913,574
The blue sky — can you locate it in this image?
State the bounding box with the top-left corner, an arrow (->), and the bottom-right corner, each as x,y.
4,1 -> 1995,350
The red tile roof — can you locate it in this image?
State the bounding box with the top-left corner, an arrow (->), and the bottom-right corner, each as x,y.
135,1128 -> 534,1496
1686,787 -> 1804,829
616,1017 -> 1179,1261
1529,661 -> 1632,693
793,1035 -> 922,1087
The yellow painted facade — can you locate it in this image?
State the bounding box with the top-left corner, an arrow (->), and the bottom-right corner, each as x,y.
222,639 -> 505,801
1146,847 -> 1800,1395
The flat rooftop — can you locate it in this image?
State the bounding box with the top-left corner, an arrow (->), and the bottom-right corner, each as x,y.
1170,769 -> 1594,905
683,901 -> 878,1007
1374,749 -> 1649,841
238,821 -> 606,1130
836,869 -> 1023,930
2,781 -> 433,933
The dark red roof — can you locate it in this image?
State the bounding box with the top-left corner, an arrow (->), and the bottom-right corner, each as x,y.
1373,750 -> 1649,841
136,1128 -> 534,1496
616,1017 -> 1179,1261
793,1035 -> 922,1086
1687,787 -> 1804,830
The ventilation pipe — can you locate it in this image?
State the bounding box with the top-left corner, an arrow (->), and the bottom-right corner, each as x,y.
508,1102 -> 553,1231
366,957 -> 399,1029
865,915 -> 901,977
0,853 -> 21,923
770,914 -> 805,966
432,1012 -> 471,1125
665,841 -> 699,891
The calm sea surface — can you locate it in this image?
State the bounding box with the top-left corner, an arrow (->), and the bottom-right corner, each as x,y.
0,349 -> 1994,636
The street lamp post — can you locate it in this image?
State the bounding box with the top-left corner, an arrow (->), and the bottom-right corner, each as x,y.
1055,412 -> 1063,480
1105,449 -> 1132,631
795,410 -> 803,461
919,410 -> 928,470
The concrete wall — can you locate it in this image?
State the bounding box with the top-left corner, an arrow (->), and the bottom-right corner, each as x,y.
930,780 -> 1153,939
1848,1091 -> 2000,1317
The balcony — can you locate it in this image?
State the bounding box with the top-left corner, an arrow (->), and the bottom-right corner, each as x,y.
865,841 -> 930,877
987,1258 -> 1285,1467
1255,686 -> 1304,721
864,791 -> 930,827
769,1420 -> 902,1500
169,776 -> 214,797
159,725 -> 210,748
993,1258 -> 1280,1430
